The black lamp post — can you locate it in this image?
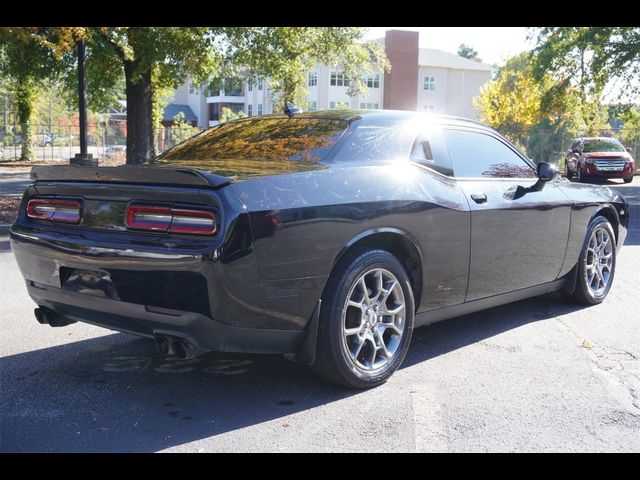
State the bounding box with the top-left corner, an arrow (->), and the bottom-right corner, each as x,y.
71,38 -> 96,166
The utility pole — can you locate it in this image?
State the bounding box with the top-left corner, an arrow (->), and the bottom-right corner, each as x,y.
71,38 -> 96,166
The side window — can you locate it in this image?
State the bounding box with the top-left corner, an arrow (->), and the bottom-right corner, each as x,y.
444,129 -> 535,178
410,128 -> 453,176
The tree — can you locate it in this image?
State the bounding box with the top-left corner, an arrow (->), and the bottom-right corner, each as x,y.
221,28 -> 389,108
83,28 -> 222,165
457,43 -> 481,62
531,27 -> 640,133
220,107 -> 246,123
0,28 -> 59,160
8,27 -> 222,165
167,112 -> 201,145
473,52 -> 579,161
16,27 -> 387,165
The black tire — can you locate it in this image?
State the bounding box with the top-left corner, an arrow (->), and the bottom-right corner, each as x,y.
565,164 -> 574,180
564,216 -> 616,305
312,249 -> 415,389
623,177 -> 633,184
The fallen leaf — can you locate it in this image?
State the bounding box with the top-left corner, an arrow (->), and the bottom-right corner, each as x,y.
580,340 -> 593,349
282,421 -> 289,428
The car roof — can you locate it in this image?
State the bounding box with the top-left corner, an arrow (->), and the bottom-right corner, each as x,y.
252,109 -> 492,131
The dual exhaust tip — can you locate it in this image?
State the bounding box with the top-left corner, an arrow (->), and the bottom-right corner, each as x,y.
34,307 -> 76,327
156,335 -> 202,360
34,307 -> 201,360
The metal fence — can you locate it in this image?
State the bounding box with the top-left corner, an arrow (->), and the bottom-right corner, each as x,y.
2,122 -> 639,170
0,122 -> 204,164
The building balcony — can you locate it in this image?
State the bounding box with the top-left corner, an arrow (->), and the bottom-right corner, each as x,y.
207,94 -> 245,104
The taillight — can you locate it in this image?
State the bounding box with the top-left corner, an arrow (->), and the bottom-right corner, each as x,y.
26,199 -> 81,224
125,205 -> 216,235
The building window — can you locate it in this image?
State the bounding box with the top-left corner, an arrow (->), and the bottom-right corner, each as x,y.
423,76 -> 436,91
423,105 -> 435,111
257,104 -> 263,116
247,104 -> 253,116
330,71 -> 350,87
257,78 -> 263,91
189,82 -> 199,95
307,101 -> 317,111
359,102 -> 379,110
248,79 -> 253,92
364,73 -> 380,88
329,101 -> 350,110
308,71 -> 318,87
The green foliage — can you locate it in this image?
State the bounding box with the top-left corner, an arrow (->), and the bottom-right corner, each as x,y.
220,27 -> 389,109
0,27 -> 61,159
2,27 -> 389,164
474,51 -> 580,162
168,112 -> 201,144
457,44 -> 481,62
220,107 -> 246,123
531,27 -> 640,133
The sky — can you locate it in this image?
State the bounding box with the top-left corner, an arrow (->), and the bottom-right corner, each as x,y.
364,27 -> 535,67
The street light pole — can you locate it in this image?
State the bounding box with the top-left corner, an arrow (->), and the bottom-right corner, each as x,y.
71,38 -> 96,166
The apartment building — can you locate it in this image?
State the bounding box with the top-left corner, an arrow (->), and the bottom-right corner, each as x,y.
165,29 -> 492,128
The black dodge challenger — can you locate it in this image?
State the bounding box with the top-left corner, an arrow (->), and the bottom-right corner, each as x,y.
10,110 -> 629,388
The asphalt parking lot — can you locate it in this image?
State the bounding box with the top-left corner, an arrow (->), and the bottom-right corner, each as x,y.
0,181 -> 638,452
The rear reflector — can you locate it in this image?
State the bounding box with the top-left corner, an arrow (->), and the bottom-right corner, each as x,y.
26,199 -> 81,224
125,205 -> 216,235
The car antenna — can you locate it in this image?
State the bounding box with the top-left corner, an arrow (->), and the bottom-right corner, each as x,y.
284,100 -> 302,119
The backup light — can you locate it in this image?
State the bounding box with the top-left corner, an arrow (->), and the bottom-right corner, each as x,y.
125,205 -> 216,235
26,199 -> 81,224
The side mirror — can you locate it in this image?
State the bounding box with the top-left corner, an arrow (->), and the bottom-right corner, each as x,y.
537,162 -> 557,182
627,147 -> 633,153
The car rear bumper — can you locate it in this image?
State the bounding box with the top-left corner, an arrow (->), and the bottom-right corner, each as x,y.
24,279 -> 304,354
9,222 -> 312,354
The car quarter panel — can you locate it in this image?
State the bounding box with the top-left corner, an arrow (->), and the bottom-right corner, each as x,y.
10,181 -> 323,333
556,181 -> 629,278
230,163 -> 472,312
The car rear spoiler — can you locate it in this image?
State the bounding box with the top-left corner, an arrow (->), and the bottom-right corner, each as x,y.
30,165 -> 233,188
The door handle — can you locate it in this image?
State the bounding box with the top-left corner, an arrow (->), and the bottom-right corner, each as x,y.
470,193 -> 487,204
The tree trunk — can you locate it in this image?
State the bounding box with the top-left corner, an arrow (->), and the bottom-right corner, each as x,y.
15,77 -> 35,161
124,60 -> 155,165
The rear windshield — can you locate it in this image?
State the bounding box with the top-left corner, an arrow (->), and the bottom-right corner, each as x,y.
583,139 -> 625,153
158,117 -> 348,170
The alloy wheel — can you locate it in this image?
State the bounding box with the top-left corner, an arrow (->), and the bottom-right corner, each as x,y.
584,226 -> 614,297
341,268 -> 406,371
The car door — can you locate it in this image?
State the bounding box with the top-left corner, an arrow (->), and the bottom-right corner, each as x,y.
443,127 -> 571,301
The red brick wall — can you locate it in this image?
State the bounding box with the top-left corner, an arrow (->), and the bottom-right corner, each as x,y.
383,30 -> 419,111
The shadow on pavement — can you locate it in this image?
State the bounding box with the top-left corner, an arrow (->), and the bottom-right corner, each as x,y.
0,291 -> 586,452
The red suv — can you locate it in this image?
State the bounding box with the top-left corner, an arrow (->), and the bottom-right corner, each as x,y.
565,137 -> 634,183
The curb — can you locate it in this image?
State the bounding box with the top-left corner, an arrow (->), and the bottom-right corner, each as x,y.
0,224 -> 12,235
